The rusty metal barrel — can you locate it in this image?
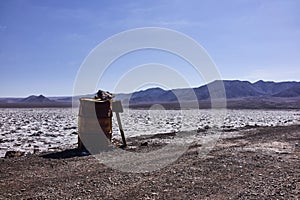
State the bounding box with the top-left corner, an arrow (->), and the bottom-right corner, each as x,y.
78,98 -> 112,152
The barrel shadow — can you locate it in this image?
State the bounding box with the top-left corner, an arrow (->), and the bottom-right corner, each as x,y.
41,148 -> 90,159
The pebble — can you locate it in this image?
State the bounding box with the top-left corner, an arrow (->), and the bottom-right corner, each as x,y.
4,150 -> 24,158
141,142 -> 148,146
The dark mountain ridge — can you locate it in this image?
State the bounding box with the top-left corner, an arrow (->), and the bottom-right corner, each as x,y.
0,80 -> 300,108
119,80 -> 300,104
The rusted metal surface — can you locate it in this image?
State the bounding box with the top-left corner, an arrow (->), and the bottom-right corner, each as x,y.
78,98 -> 112,151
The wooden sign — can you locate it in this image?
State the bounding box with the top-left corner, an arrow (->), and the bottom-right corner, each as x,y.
112,101 -> 123,113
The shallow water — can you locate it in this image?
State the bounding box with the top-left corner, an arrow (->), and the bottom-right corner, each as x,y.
0,108 -> 300,157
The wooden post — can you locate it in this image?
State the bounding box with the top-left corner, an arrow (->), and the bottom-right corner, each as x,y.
115,112 -> 126,147
112,101 -> 126,147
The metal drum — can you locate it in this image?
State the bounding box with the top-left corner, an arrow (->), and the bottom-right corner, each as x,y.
78,98 -> 112,152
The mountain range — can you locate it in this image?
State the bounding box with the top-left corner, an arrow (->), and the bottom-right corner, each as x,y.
1,80 -> 300,109
115,80 -> 300,102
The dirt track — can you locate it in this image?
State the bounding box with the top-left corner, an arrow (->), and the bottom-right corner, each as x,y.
0,125 -> 299,199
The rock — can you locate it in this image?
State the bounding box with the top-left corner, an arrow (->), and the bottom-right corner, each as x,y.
204,125 -> 210,130
4,150 -> 25,158
141,142 -> 148,146
33,147 -> 39,154
197,128 -> 206,133
46,133 -> 56,137
64,126 -> 77,130
30,131 -> 43,136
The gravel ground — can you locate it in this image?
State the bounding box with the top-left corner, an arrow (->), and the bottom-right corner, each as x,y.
0,125 -> 299,199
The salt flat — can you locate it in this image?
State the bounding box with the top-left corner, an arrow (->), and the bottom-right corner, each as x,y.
0,108 -> 300,157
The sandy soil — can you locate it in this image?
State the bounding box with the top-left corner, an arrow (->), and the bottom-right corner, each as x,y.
0,125 -> 299,199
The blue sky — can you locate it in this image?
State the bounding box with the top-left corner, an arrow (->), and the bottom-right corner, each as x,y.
0,0 -> 299,97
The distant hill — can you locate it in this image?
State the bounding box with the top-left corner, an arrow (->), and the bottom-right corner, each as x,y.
193,80 -> 264,99
128,88 -> 178,104
0,95 -> 71,108
272,85 -> 300,97
253,80 -> 300,95
19,95 -> 54,103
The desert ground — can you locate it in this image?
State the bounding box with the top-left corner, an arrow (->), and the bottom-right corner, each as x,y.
1,108 -> 299,157
0,124 -> 299,199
